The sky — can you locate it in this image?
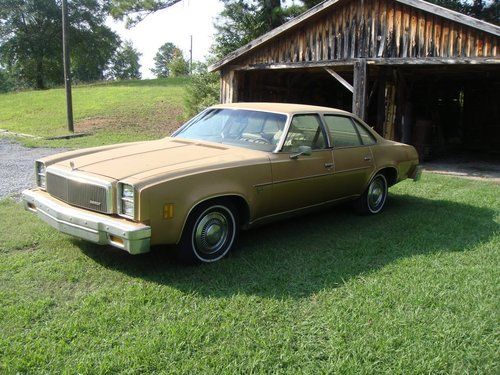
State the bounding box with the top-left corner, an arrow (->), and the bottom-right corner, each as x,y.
106,0 -> 224,79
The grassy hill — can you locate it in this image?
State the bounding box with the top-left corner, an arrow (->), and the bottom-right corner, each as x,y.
0,78 -> 189,148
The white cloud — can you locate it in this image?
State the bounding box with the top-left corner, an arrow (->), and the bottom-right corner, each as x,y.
107,0 -> 223,79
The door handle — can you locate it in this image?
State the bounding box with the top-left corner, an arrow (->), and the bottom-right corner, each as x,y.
324,162 -> 334,169
363,156 -> 372,161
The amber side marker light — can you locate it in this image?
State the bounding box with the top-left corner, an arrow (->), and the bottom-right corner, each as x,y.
164,204 -> 174,219
109,235 -> 124,246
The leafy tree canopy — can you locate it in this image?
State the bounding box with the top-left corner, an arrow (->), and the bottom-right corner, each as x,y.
212,0 -> 323,57
109,40 -> 142,80
109,0 -> 183,27
428,0 -> 498,24
168,49 -> 189,77
0,0 -> 119,89
151,42 -> 181,77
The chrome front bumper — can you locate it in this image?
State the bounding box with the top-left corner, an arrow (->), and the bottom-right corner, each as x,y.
22,189 -> 151,254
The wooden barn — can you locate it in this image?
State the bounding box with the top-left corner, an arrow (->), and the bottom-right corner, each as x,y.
209,0 -> 500,160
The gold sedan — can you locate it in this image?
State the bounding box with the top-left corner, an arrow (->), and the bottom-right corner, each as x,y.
23,103 -> 421,264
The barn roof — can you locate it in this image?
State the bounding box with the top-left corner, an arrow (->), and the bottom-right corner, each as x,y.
209,0 -> 500,72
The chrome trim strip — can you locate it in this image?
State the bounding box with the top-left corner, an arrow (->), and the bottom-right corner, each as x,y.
332,166 -> 373,174
271,172 -> 332,186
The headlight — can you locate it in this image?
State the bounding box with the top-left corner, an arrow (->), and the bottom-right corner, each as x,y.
118,183 -> 135,218
35,161 -> 46,189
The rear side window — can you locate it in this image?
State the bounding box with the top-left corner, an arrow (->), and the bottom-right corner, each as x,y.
282,114 -> 326,152
324,115 -> 361,148
353,119 -> 377,145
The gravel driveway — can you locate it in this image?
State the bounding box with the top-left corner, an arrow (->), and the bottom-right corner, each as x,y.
0,138 -> 67,200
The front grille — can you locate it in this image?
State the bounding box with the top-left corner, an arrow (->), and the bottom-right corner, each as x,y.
46,171 -> 111,214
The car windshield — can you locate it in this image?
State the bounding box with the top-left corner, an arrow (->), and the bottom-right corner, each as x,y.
174,108 -> 287,152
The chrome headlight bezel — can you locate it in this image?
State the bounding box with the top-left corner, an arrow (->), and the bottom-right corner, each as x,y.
35,161 -> 46,190
117,182 -> 136,219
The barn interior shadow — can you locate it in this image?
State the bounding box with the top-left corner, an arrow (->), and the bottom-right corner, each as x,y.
76,194 -> 498,299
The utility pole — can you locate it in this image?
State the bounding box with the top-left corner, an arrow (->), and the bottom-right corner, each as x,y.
62,0 -> 74,133
189,35 -> 193,75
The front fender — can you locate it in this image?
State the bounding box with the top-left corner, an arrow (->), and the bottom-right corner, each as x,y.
136,162 -> 272,246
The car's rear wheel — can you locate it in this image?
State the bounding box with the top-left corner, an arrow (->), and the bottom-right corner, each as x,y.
355,173 -> 388,214
177,201 -> 239,264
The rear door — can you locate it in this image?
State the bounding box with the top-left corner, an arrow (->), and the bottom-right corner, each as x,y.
269,114 -> 335,213
323,115 -> 376,199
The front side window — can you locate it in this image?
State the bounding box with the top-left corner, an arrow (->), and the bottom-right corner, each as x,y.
282,114 -> 326,152
324,115 -> 362,148
174,109 -> 287,152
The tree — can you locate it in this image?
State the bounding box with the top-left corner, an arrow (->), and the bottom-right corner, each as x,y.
168,49 -> 189,77
0,0 -> 120,89
109,41 -> 142,80
0,0 -> 119,89
184,62 -> 219,116
109,0 -> 183,27
151,42 -> 180,77
0,67 -> 14,93
426,1 -> 498,24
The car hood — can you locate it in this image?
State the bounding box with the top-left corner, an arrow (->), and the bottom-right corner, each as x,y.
51,138 -> 268,182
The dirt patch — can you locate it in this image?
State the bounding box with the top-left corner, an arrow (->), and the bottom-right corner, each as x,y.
76,117 -> 116,133
423,159 -> 500,183
75,102 -> 186,137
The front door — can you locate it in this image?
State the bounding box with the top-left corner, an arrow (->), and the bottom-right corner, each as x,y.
269,114 -> 334,214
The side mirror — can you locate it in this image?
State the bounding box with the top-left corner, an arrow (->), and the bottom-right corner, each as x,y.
290,145 -> 312,159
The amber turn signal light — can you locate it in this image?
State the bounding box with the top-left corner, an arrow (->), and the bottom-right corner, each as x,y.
163,204 -> 174,219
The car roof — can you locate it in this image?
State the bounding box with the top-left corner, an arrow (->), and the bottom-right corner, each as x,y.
211,102 -> 353,116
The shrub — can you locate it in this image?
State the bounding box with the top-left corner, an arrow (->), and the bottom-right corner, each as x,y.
184,65 -> 220,117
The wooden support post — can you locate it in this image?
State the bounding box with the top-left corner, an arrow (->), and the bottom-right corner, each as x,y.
353,59 -> 368,120
220,70 -> 239,103
232,71 -> 238,103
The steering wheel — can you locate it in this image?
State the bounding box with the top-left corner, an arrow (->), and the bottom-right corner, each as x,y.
240,136 -> 271,145
239,135 -> 271,144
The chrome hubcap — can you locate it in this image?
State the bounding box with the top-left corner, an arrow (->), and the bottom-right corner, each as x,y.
194,212 -> 229,255
368,178 -> 385,210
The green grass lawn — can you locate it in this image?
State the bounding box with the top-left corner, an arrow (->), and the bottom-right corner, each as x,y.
0,78 -> 189,148
1,173 -> 498,373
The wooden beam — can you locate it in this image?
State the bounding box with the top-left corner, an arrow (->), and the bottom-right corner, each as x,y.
353,59 -> 368,120
324,68 -> 353,92
367,57 -> 500,65
235,60 -> 355,71
232,57 -> 498,72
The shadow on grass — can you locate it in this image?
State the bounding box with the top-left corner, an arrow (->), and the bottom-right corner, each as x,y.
77,194 -> 498,299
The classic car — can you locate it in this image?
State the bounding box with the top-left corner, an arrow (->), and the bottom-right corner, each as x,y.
23,103 -> 421,263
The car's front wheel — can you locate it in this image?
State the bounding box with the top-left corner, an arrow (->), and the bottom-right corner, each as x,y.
355,173 -> 388,214
177,200 -> 239,264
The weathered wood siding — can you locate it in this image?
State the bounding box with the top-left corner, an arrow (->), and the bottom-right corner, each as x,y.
232,0 -> 498,68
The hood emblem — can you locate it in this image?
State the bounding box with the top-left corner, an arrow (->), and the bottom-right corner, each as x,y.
70,161 -> 76,171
